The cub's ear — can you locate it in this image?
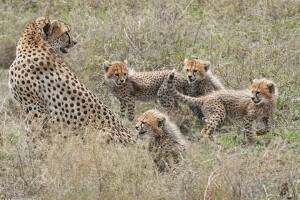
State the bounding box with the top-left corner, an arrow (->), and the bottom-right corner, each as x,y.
43,20 -> 59,36
123,59 -> 128,65
103,61 -> 110,72
204,61 -> 211,71
267,83 -> 275,93
36,17 -> 46,22
184,58 -> 188,65
157,116 -> 166,128
251,79 -> 258,84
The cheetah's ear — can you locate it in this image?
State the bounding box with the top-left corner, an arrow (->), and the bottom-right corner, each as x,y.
267,83 -> 275,94
43,23 -> 51,36
204,61 -> 210,71
157,116 -> 166,128
103,61 -> 110,72
123,59 -> 128,65
43,20 -> 59,36
36,17 -> 46,22
184,58 -> 188,65
251,79 -> 258,84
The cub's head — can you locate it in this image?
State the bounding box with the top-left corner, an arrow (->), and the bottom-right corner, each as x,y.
183,58 -> 211,83
250,78 -> 278,105
103,60 -> 129,86
37,17 -> 77,55
135,110 -> 166,137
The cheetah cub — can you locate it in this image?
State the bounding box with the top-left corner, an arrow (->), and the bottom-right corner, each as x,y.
183,58 -> 224,118
103,60 -> 189,121
167,69 -> 278,143
135,109 -> 188,173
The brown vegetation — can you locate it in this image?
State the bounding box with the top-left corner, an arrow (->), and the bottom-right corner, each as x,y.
0,0 -> 299,199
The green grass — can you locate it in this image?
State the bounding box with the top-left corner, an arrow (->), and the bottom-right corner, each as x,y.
0,0 -> 300,199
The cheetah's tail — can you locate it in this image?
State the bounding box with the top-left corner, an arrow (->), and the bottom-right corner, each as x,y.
167,69 -> 204,107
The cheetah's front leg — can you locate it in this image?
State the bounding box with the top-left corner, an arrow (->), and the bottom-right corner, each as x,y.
120,100 -> 127,119
243,116 -> 255,143
127,97 -> 136,121
200,120 -> 218,141
201,102 -> 225,141
256,117 -> 271,136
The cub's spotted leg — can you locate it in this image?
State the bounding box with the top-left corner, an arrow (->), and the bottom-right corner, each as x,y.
153,152 -> 170,173
119,100 -> 127,119
256,117 -> 271,136
200,116 -> 224,141
201,101 -> 225,140
127,96 -> 136,121
243,116 -> 255,143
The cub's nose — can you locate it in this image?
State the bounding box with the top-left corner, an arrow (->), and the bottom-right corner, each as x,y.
73,40 -> 77,45
251,97 -> 255,101
135,125 -> 139,130
120,80 -> 124,83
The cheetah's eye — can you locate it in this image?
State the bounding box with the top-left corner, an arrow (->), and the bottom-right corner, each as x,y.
115,73 -> 119,77
193,70 -> 197,73
256,91 -> 260,95
124,73 -> 127,76
141,121 -> 149,126
186,69 -> 189,72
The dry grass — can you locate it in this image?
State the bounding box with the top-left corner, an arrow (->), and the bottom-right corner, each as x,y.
0,0 -> 300,199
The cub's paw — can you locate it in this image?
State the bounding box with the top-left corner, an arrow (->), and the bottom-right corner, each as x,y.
256,129 -> 268,136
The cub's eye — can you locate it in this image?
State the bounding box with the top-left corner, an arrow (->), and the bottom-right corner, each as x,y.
256,91 -> 260,95
186,69 -> 189,72
193,70 -> 197,73
124,73 -> 127,76
141,121 -> 149,126
115,73 -> 119,77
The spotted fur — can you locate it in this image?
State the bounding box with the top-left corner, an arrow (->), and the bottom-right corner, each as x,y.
103,60 -> 190,121
183,58 -> 224,118
8,17 -> 133,144
167,69 -> 278,143
135,109 -> 187,172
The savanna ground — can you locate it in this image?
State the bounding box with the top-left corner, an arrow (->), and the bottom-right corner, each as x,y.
0,0 -> 300,199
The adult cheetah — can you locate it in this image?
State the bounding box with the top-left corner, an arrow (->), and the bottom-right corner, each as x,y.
8,17 -> 133,143
167,69 -> 278,143
135,109 -> 187,173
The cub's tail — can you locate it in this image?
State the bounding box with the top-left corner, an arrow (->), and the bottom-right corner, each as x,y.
167,69 -> 204,107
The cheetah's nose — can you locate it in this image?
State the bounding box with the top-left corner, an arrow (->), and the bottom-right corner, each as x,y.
120,80 -> 124,83
73,41 -> 77,45
251,97 -> 255,101
135,125 -> 139,130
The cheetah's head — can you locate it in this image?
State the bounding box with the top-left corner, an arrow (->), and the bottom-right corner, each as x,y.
135,110 -> 165,137
103,60 -> 130,86
183,58 -> 211,84
250,78 -> 278,105
38,18 -> 77,56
